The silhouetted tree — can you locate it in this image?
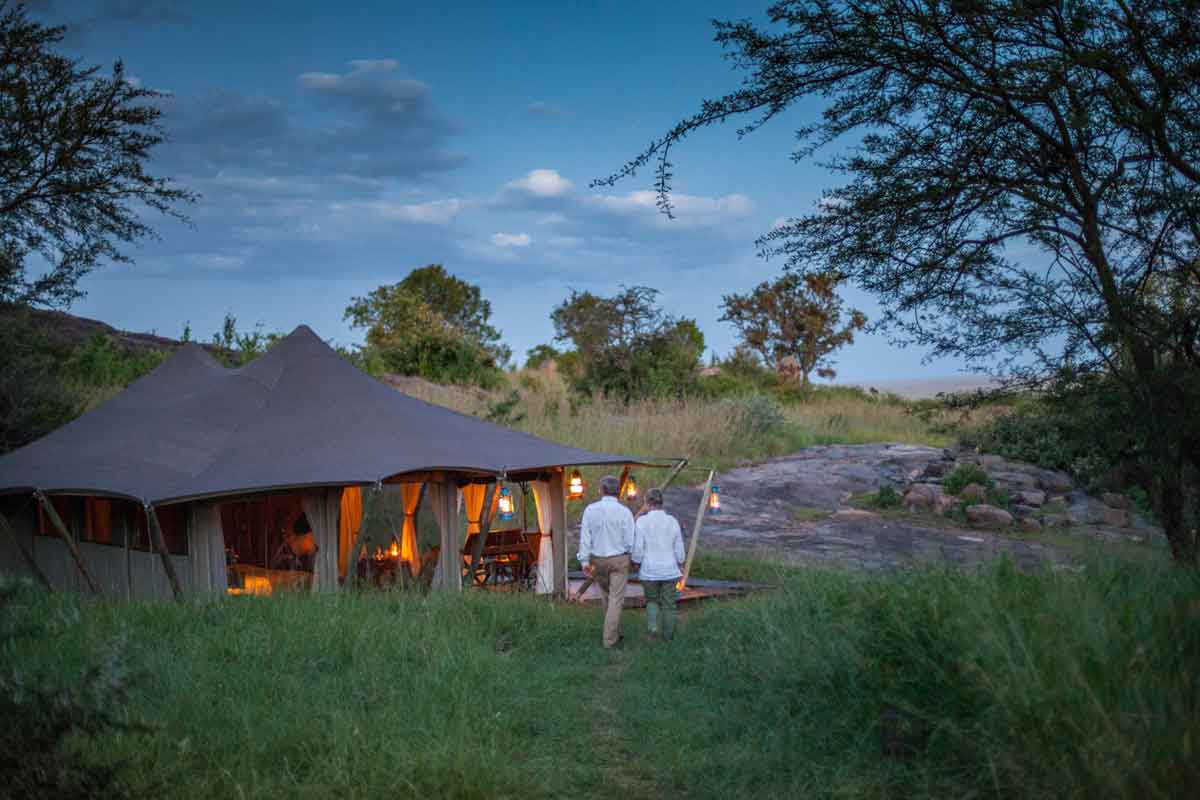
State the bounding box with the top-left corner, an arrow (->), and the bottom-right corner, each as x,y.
600,0 -> 1200,563
0,2 -> 193,308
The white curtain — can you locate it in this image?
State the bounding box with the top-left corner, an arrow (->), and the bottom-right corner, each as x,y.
531,481 -> 554,594
303,489 -> 341,591
189,502 -> 228,595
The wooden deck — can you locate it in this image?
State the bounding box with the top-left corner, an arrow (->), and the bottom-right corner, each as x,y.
568,570 -> 768,607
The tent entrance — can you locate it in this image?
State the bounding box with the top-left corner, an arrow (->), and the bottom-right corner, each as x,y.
220,493 -> 314,595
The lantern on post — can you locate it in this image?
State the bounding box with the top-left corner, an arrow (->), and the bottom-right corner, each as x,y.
497,486 -> 515,522
568,470 -> 585,500
708,484 -> 721,514
624,474 -> 639,502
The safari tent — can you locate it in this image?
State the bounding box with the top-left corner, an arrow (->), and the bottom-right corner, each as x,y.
0,326 -> 662,599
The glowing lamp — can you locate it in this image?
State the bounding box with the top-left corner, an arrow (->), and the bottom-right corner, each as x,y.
243,575 -> 273,596
497,486 -> 515,522
388,537 -> 400,559
568,470 -> 585,500
708,484 -> 721,514
624,474 -> 639,502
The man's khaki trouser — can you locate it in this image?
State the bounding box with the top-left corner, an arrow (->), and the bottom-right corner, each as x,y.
591,553 -> 630,648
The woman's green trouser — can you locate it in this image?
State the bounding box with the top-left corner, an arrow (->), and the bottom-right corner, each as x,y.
642,579 -> 678,640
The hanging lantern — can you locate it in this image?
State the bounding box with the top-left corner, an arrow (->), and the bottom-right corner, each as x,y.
708,484 -> 721,514
624,474 -> 639,502
497,486 -> 515,522
568,470 -> 585,500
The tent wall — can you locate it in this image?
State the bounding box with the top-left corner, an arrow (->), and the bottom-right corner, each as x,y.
0,496 -> 194,600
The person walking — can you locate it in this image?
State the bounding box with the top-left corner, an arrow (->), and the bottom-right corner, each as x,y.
578,475 -> 635,649
631,488 -> 684,642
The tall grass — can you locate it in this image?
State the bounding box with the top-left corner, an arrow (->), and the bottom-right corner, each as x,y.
4,547 -> 1195,799
397,370 -> 950,470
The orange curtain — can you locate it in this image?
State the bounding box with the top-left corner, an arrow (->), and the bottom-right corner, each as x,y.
338,487 -> 363,579
400,483 -> 423,575
462,483 -> 499,535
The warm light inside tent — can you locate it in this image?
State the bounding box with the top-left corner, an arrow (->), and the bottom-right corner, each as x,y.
497,487 -> 515,522
568,470 -> 585,500
624,474 -> 638,501
708,485 -> 721,514
243,575 -> 273,596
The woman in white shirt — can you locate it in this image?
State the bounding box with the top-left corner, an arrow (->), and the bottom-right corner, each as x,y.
632,488 -> 685,642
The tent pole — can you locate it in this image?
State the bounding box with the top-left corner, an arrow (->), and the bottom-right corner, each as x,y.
549,469 -> 568,598
617,464 -> 632,503
145,503 -> 184,601
36,492 -> 101,595
679,469 -> 714,591
658,459 -> 689,494
435,477 -> 462,591
0,506 -> 52,591
345,483 -> 380,590
468,481 -> 499,586
124,506 -> 132,600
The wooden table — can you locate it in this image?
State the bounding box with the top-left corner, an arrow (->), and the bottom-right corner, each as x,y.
462,530 -> 541,589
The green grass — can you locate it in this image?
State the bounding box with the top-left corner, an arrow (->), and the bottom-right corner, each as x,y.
3,549 -> 1198,799
790,504 -> 831,523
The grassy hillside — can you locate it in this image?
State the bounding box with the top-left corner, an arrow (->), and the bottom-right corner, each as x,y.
396,369 -> 956,470
4,547 -> 1196,799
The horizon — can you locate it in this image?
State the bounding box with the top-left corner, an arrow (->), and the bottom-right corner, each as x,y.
26,0 -> 988,382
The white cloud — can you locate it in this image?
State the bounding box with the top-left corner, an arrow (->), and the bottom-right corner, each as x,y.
586,190 -> 755,226
357,198 -> 463,224
507,169 -> 572,197
491,232 -> 531,248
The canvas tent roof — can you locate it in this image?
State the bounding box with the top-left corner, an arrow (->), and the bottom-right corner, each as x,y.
0,325 -> 652,504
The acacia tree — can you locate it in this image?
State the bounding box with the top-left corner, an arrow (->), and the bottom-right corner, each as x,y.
599,0 -> 1200,562
0,3 -> 193,307
721,272 -> 865,388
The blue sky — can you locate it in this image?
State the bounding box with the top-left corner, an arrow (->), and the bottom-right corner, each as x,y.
29,0 -> 971,382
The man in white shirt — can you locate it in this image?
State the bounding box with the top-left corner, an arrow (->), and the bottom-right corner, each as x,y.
632,488 -> 685,642
578,474 -> 635,648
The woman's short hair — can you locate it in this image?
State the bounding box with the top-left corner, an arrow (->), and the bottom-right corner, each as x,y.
646,488 -> 664,507
600,475 -> 620,496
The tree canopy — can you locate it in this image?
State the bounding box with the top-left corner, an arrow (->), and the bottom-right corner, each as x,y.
344,266 -> 507,387
602,0 -> 1200,562
0,2 -> 193,308
551,286 -> 705,400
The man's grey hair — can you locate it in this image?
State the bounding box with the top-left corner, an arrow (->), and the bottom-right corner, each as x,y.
646,488 -> 664,507
600,475 -> 621,496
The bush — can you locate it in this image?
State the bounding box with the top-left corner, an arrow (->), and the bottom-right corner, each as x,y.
872,485 -> 901,509
943,463 -> 991,496
0,580 -> 146,799
725,393 -> 786,445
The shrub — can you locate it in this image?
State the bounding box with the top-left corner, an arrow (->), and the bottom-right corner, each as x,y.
943,463 -> 991,496
0,580 -> 146,799
873,485 -> 901,509
726,393 -> 786,445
